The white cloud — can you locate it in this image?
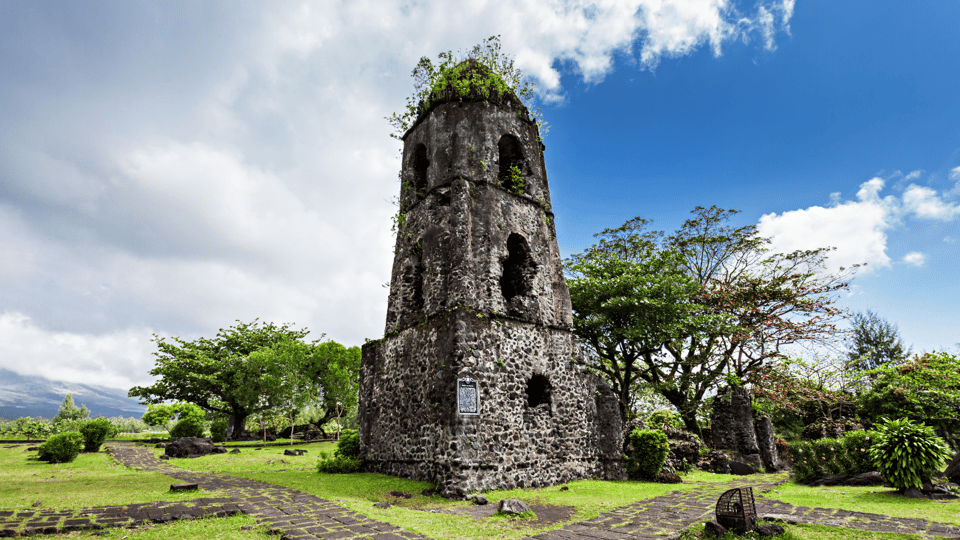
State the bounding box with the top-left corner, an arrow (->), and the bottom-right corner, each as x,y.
0,312 -> 156,389
904,170 -> 923,181
950,166 -> 960,181
758,177 -> 898,273
902,252 -> 926,267
902,184 -> 960,221
0,1 -> 795,390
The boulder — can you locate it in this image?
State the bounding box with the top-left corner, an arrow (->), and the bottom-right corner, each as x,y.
711,385 -> 760,456
810,474 -> 847,486
698,450 -> 731,474
655,468 -> 682,484
472,494 -> 488,505
754,415 -> 784,472
230,448 -> 241,454
756,523 -> 785,537
211,446 -> 227,454
497,499 -> 531,515
164,437 -> 215,458
704,521 -> 727,537
663,427 -> 705,472
903,487 -> 926,499
727,451 -> 763,475
729,460 -> 759,476
944,452 -> 960,484
801,418 -> 862,441
846,471 -> 884,486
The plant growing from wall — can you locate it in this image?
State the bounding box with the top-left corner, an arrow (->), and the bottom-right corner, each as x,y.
386,36 -> 544,138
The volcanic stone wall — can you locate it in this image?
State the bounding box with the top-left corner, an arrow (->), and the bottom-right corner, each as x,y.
360,308 -> 623,495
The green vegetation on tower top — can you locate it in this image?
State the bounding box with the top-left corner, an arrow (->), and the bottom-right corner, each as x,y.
386,36 -> 545,139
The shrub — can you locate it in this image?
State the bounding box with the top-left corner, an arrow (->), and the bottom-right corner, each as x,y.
334,430 -> 360,459
210,417 -> 228,443
80,418 -> 117,452
316,456 -> 362,474
840,430 -> 876,476
811,438 -> 846,476
170,417 -> 205,439
646,409 -> 682,429
869,417 -> 953,491
38,431 -> 84,463
788,440 -> 825,484
624,428 -> 669,481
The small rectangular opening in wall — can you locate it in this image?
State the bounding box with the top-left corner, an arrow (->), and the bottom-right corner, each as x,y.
457,377 -> 480,416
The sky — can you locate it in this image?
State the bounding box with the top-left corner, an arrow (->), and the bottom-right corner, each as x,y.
1,0 -> 958,393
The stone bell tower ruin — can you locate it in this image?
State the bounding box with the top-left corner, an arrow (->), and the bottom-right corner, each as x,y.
359,61 -> 623,496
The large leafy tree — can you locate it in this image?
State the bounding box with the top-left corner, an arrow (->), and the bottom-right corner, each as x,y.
565,217 -> 736,426
128,320 -> 360,440
566,207 -> 857,433
844,309 -> 911,373
857,351 -> 960,450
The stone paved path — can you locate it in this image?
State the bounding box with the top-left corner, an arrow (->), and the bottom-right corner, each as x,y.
3,442 -> 959,539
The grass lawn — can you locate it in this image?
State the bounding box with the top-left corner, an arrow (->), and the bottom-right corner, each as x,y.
42,513 -> 272,539
764,480 -> 960,526
0,444 -> 224,510
153,440 -> 337,472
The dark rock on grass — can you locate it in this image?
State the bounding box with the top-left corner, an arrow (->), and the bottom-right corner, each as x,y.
388,491 -> 412,499
729,460 -> 758,476
903,487 -> 926,499
497,499 -> 531,515
283,449 -> 307,456
470,494 -> 488,505
655,468 -> 682,484
704,521 -> 727,537
374,502 -> 390,509
756,523 -> 785,537
164,437 -> 215,458
846,471 -> 884,486
810,474 -> 847,487
421,488 -> 438,497
230,448 -> 241,454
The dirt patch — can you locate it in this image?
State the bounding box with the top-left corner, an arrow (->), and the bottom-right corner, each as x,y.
416,503 -> 576,527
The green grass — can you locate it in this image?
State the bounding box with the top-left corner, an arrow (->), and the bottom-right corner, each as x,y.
48,513 -> 272,539
153,441 -> 337,472
0,445 -> 223,510
680,521 -> 931,540
765,480 -> 960,526
233,469 -> 714,540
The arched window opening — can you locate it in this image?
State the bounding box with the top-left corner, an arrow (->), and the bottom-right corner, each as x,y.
500,233 -> 537,301
497,134 -> 524,193
526,375 -> 551,408
411,144 -> 429,199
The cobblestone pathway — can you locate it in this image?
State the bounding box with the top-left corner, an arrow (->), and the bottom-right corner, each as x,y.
3,442 -> 959,539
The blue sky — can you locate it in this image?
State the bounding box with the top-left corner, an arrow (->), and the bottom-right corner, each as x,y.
0,0 -> 957,391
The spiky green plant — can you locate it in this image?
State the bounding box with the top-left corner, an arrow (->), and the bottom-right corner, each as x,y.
869,417 -> 952,490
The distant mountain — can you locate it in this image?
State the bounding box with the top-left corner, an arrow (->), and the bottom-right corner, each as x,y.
0,368 -> 146,420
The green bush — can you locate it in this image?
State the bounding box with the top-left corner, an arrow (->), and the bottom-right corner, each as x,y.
316,456 -> 363,474
170,417 -> 205,439
812,438 -> 846,476
79,418 -> 117,452
210,417 -> 228,443
624,428 -> 669,481
840,430 -> 876,476
646,409 -> 682,429
334,430 -> 360,459
788,440 -> 824,484
38,431 -> 84,463
870,418 -> 952,491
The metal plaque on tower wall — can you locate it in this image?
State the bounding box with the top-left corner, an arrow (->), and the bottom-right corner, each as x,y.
457,377 -> 480,416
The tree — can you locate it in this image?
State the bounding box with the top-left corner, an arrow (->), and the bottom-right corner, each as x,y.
54,393 -> 89,422
566,207 -> 857,433
129,320 -> 309,440
565,217 -> 736,425
142,402 -> 205,434
858,351 -> 960,450
845,310 -> 911,373
129,320 -> 360,440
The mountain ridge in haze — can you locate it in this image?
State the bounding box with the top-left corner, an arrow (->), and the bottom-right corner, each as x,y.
0,368 -> 147,419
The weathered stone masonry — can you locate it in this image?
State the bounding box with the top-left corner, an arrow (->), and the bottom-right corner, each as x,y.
360,63 -> 623,496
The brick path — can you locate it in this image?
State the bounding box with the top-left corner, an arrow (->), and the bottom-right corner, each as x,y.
3,442 -> 959,539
